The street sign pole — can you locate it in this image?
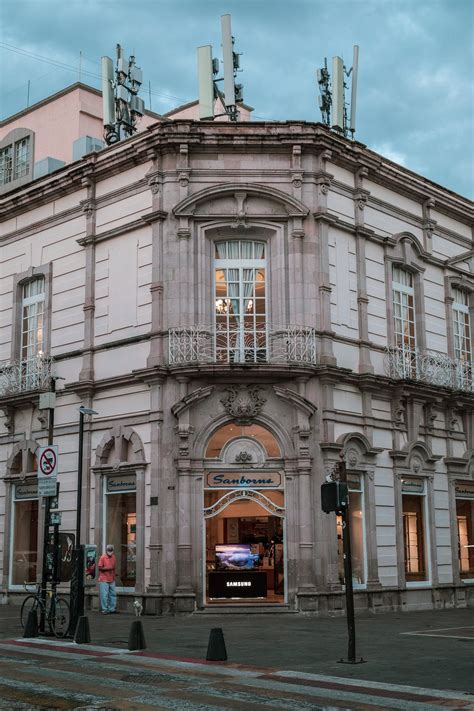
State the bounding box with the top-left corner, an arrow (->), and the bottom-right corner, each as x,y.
338,456 -> 365,665
39,378 -> 56,634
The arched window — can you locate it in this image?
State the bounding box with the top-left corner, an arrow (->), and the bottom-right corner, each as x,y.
214,240 -> 266,363
21,277 -> 45,361
205,423 -> 281,459
392,265 -> 416,351
452,288 -> 471,363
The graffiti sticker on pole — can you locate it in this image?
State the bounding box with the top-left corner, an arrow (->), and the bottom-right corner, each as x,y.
38,446 -> 58,478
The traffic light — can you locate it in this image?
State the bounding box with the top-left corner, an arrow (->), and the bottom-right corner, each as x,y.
321,481 -> 348,513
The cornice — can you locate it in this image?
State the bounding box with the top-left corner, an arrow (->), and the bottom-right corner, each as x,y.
77,217 -> 146,246
1,121 -> 471,230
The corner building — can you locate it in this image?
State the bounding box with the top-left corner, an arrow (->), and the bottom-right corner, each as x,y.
1,93 -> 473,614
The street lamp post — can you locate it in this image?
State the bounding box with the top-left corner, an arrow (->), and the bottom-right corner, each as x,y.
69,406 -> 97,636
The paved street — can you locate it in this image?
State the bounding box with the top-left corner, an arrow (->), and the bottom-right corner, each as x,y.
0,605 -> 472,709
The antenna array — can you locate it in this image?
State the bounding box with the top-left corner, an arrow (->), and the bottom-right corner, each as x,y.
317,46 -> 359,139
197,14 -> 244,122
101,45 -> 145,145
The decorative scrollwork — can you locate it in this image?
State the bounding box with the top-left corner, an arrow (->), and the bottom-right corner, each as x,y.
384,347 -> 473,393
204,488 -> 285,518
221,385 -> 266,423
0,355 -> 54,396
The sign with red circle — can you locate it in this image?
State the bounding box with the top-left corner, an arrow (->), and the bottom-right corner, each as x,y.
38,446 -> 58,478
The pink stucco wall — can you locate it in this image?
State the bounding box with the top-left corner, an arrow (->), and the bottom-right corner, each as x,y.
0,84 -> 161,165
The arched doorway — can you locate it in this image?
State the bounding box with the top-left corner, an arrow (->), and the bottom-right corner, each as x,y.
203,423 -> 286,605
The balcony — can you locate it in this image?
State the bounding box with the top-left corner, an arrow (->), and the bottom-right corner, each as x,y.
168,324 -> 317,369
384,347 -> 473,393
0,355 -> 54,397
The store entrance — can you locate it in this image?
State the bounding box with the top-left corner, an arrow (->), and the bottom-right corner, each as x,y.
204,489 -> 285,605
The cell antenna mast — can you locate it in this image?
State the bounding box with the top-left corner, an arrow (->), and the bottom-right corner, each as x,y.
197,13 -> 244,122
101,44 -> 145,145
316,45 -> 359,139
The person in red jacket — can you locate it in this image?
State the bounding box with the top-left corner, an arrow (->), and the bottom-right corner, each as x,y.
98,544 -> 117,614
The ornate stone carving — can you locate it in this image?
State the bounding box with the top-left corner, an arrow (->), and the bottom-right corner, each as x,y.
148,176 -> 160,195
292,173 -> 303,188
220,385 -> 266,423
446,409 -> 459,433
178,171 -> 190,188
424,403 -> 437,430
175,424 -> 194,457
1,406 -> 14,433
410,456 -> 423,474
80,199 -> 95,217
393,397 -> 405,426
320,182 -> 329,195
235,451 -> 253,463
347,448 -> 359,468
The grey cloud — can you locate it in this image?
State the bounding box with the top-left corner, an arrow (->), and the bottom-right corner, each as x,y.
1,0 -> 472,197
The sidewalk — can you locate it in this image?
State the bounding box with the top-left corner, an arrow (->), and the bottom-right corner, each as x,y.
1,604 -> 473,694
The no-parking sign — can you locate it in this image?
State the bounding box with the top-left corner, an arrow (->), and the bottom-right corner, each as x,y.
38,445 -> 58,496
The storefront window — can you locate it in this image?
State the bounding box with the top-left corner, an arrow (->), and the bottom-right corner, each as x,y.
105,475 -> 136,588
11,482 -> 38,586
455,482 -> 474,580
402,478 -> 428,583
337,474 -> 366,586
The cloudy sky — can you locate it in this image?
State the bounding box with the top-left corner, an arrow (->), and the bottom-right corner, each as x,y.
1,0 -> 473,198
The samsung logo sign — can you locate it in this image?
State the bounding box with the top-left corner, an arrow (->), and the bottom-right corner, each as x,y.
226,581 -> 251,587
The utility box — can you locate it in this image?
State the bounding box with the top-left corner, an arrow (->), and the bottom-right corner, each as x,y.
321,481 -> 348,513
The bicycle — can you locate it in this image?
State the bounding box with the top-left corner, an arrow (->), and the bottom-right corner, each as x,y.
20,582 -> 70,638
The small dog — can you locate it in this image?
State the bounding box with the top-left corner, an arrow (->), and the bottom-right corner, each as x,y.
133,599 -> 143,617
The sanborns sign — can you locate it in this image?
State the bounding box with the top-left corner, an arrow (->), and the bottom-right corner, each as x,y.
206,472 -> 281,488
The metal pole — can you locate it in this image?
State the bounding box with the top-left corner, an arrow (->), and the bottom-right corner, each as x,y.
339,457 -> 363,664
76,410 -> 84,546
69,410 -> 85,635
39,378 -> 56,634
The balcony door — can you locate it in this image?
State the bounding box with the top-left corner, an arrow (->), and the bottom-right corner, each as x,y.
214,240 -> 266,363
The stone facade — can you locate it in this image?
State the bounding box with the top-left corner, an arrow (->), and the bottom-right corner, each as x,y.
0,112 -> 473,614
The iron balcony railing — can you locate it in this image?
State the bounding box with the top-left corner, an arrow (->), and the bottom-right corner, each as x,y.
384,346 -> 473,392
169,323 -> 317,367
0,355 -> 54,396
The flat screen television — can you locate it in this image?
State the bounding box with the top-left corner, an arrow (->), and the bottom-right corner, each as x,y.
215,544 -> 260,571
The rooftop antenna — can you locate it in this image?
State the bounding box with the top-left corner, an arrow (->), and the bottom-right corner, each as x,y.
316,45 -> 359,139
101,44 -> 145,145
197,13 -> 244,122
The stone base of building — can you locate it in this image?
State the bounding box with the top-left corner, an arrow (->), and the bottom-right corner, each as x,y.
1,585 -> 473,614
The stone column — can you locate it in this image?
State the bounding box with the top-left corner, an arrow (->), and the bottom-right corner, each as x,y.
297,468 -> 315,589
147,377 -> 164,602
175,469 -> 196,612
79,178 -> 97,382
364,469 -> 381,588
134,466 -> 146,594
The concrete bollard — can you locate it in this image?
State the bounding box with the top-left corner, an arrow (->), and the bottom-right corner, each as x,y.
23,609 -> 38,638
206,627 -> 227,661
74,615 -> 91,644
128,619 -> 146,651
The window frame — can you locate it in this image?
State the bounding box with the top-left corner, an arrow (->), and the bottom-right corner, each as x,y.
0,128 -> 34,194
400,477 -> 432,587
11,264 -> 52,363
384,236 -> 426,353
213,240 -> 268,364
102,474 -> 137,592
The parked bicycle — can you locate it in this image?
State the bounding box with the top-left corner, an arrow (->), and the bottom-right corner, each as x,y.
20,582 -> 70,638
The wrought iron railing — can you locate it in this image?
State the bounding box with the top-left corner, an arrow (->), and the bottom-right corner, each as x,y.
169,324 -> 317,367
384,347 -> 473,392
0,355 -> 54,396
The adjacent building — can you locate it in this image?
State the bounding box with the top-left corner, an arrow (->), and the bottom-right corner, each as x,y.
0,82 -> 473,614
